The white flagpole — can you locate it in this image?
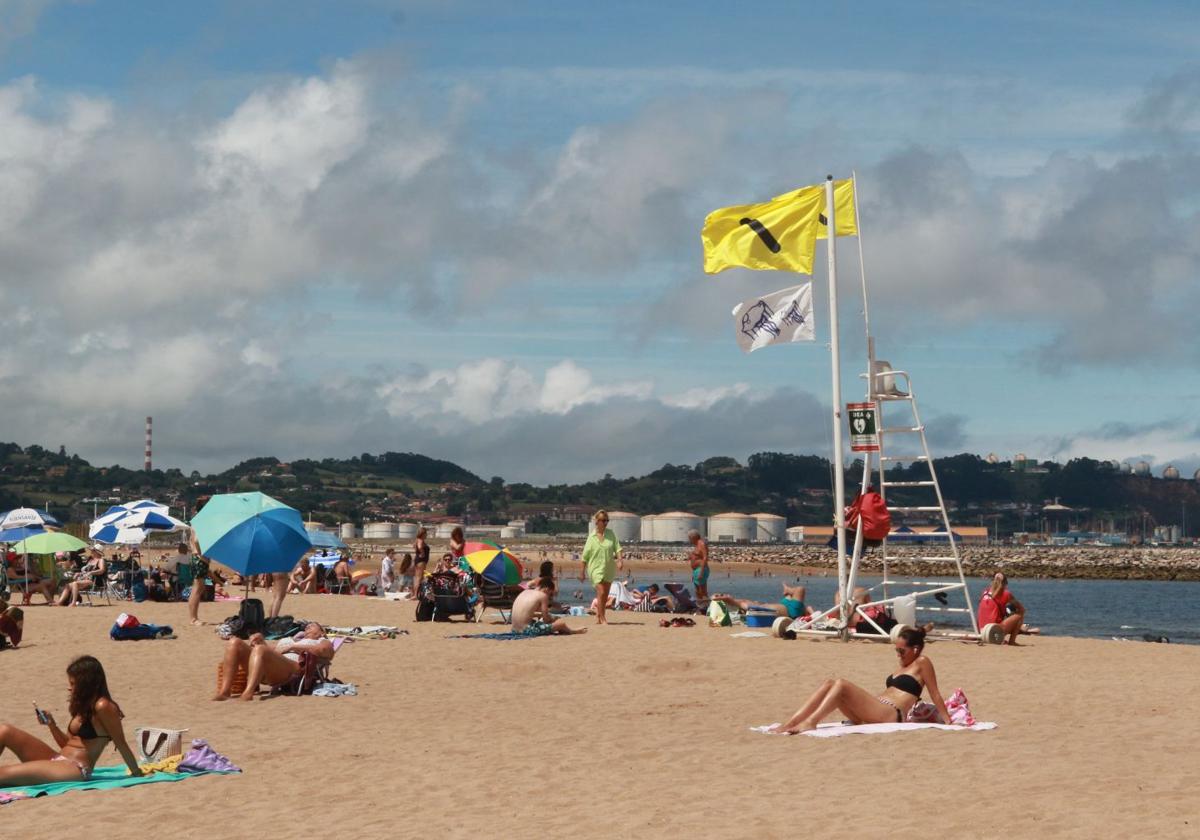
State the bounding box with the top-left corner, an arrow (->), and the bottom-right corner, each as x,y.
825,175 -> 848,623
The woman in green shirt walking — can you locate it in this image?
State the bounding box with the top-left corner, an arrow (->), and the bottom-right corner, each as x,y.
582,509 -> 620,625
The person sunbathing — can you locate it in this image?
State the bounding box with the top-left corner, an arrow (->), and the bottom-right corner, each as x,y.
512,579 -> 586,636
212,622 -> 336,702
710,583 -> 811,619
0,655 -> 142,785
6,555 -> 56,605
768,627 -> 951,734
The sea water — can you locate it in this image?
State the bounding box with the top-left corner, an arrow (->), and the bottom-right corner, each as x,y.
602,571 -> 1199,644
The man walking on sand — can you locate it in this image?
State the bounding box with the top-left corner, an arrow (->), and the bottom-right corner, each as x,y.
511,578 -> 586,636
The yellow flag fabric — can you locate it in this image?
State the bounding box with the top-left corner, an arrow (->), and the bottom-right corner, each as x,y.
702,179 -> 857,275
702,184 -> 824,275
816,178 -> 858,239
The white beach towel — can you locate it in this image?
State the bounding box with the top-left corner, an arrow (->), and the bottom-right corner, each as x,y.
749,721 -> 997,737
730,631 -> 768,638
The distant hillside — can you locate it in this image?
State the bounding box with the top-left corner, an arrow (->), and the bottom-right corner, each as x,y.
1,442 -> 1197,537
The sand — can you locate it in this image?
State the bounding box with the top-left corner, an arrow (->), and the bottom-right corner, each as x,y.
2,592 -> 1197,839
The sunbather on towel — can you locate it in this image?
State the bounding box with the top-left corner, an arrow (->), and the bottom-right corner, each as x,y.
512,579 -> 586,636
212,622 -> 336,701
768,627 -> 952,734
711,584 -> 811,619
0,655 -> 142,785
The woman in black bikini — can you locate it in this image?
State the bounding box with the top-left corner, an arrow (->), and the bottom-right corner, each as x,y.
0,655 -> 142,785
769,627 -> 951,734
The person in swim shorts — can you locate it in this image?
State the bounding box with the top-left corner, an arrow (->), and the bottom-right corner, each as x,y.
511,579 -> 586,636
687,529 -> 710,599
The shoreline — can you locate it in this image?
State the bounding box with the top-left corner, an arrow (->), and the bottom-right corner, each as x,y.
331,539 -> 1200,582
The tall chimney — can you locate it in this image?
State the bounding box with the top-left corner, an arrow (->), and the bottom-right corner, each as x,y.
144,416 -> 153,472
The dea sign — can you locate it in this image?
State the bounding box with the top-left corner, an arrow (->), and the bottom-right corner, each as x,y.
847,402 -> 879,452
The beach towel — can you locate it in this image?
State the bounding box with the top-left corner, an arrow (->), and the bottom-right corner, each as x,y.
730,631 -> 768,638
325,625 -> 407,639
449,631 -> 545,641
749,721 -> 997,737
0,763 -> 238,804
311,681 -> 358,697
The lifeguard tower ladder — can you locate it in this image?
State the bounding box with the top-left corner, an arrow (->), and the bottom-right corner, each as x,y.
784,347 -> 987,642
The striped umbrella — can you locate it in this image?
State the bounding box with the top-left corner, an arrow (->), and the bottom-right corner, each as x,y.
462,542 -> 523,585
89,507 -> 188,545
189,491 -> 312,576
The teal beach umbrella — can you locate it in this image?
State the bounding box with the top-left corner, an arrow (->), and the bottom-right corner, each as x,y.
190,492 -> 311,576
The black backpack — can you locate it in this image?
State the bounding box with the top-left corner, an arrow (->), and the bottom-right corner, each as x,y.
238,598 -> 265,635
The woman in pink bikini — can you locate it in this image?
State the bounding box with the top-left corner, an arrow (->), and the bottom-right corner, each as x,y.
0,655 -> 142,785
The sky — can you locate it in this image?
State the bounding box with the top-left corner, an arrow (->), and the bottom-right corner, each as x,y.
3,0 -> 1200,484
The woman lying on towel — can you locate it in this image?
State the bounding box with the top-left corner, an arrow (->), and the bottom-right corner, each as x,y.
0,655 -> 142,785
212,622 -> 335,702
768,627 -> 951,734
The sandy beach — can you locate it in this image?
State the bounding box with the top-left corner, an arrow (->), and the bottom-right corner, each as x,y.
1,592 -> 1196,839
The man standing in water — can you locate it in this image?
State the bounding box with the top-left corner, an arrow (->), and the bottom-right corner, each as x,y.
687,529 -> 710,600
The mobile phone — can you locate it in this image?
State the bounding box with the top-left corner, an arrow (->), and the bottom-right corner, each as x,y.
33,703 -> 48,724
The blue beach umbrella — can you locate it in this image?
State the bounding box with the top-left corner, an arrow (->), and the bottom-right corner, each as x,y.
0,525 -> 47,543
305,529 -> 347,550
0,508 -> 59,529
189,492 -> 312,577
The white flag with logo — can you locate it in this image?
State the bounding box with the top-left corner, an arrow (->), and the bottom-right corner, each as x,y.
730,283 -> 815,353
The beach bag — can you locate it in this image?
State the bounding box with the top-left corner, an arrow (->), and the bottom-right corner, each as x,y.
238,598 -> 265,635
707,599 -> 732,627
414,591 -> 435,622
945,688 -> 976,726
135,726 -> 188,763
846,490 -> 891,541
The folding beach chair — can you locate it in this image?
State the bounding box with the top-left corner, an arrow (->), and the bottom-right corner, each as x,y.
476,576 -> 524,622
663,582 -> 708,614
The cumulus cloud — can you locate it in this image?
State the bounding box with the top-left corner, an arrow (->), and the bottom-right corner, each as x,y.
3,51 -> 1200,478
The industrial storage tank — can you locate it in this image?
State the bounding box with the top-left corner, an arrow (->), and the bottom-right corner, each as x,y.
1119,462 -> 1133,475
786,526 -> 806,544
506,520 -> 527,536
363,522 -> 398,539
708,512 -> 755,543
1163,465 -> 1180,479
499,526 -> 519,540
588,511 -> 640,543
339,523 -> 359,540
752,513 -> 787,543
435,523 -> 462,540
1134,461 -> 1151,476
396,522 -> 419,540
1194,468 -> 1200,482
986,453 -> 1000,464
640,515 -> 656,542
652,511 -> 704,543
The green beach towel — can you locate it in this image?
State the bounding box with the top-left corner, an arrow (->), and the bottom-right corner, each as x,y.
0,765 -> 236,804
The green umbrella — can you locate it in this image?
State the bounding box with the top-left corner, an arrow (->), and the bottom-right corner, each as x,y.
11,532 -> 88,554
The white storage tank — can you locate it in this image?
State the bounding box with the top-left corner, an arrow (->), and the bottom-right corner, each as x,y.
708,512 -> 755,543
435,523 -> 462,540
640,515 -> 656,542
339,523 -> 358,540
396,522 -> 419,540
652,511 -> 705,543
499,526 -> 519,540
588,511 -> 640,543
786,526 -> 806,544
752,513 -> 787,543
506,520 -> 527,536
1135,461 -> 1151,476
363,522 -> 397,539
1163,465 -> 1180,479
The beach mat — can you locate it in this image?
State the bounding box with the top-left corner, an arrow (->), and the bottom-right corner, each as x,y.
449,631 -> 543,641
749,721 -> 997,737
0,764 -> 237,804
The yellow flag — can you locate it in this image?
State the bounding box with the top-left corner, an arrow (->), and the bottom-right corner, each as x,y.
816,178 -> 858,239
702,184 -> 824,275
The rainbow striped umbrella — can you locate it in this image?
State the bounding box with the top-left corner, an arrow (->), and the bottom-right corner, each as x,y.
462,542 -> 523,585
